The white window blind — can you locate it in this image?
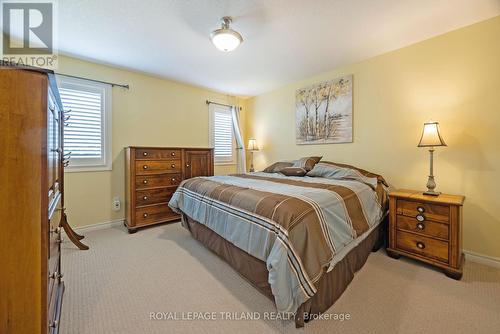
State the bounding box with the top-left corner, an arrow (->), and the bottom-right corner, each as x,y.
209,104 -> 235,164
57,76 -> 112,171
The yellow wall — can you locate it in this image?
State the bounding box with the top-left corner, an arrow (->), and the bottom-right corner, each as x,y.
58,56 -> 245,228
245,16 -> 500,258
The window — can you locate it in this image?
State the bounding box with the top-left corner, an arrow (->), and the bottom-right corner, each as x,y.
209,104 -> 235,164
57,76 -> 112,172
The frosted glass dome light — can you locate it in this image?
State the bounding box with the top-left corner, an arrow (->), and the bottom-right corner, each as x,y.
211,17 -> 243,52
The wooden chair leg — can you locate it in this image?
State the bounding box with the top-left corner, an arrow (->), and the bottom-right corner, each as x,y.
61,212 -> 89,250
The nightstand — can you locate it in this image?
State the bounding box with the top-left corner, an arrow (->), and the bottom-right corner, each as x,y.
387,189 -> 465,279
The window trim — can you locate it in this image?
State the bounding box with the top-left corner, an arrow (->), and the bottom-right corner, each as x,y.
56,75 -> 112,173
209,104 -> 236,165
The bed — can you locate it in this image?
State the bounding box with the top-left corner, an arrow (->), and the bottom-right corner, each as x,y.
169,162 -> 388,327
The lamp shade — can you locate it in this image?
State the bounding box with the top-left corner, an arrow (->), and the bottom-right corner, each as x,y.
418,122 -> 447,147
247,138 -> 259,151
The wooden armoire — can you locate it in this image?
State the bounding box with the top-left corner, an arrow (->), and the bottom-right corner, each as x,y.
125,147 -> 214,233
0,66 -> 67,333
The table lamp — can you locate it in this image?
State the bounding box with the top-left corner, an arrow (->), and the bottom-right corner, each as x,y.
418,121 -> 447,196
247,138 -> 259,172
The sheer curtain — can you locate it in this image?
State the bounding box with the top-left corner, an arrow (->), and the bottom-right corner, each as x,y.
231,106 -> 246,173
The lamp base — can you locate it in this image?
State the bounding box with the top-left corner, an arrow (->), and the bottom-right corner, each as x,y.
249,151 -> 255,173
423,174 -> 440,196
423,190 -> 441,196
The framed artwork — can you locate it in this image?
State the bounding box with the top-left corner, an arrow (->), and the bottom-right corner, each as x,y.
296,75 -> 352,144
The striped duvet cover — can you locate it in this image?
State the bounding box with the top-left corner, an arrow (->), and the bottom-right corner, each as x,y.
169,172 -> 387,314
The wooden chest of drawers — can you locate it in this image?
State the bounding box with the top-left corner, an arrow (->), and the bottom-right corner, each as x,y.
125,147 -> 213,233
387,189 -> 465,279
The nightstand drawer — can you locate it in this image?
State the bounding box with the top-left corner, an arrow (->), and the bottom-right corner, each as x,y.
396,230 -> 449,263
396,214 -> 449,240
397,199 -> 449,224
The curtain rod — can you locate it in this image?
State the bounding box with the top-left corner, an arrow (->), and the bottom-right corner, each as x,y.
206,100 -> 242,110
55,72 -> 130,89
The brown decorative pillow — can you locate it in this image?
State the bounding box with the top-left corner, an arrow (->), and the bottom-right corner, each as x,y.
262,161 -> 294,173
292,156 -> 322,171
280,167 -> 308,177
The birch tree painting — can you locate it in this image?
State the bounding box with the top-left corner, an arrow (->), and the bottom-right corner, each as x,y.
296,75 -> 352,144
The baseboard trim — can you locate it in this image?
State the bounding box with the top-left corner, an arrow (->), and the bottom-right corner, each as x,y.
72,219 -> 125,233
464,250 -> 500,269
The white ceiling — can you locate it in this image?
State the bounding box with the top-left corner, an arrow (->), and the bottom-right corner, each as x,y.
58,0 -> 500,96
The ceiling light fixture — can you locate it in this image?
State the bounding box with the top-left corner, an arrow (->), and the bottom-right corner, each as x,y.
210,16 -> 243,52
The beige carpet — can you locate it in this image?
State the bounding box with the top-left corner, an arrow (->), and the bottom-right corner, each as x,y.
60,221 -> 500,334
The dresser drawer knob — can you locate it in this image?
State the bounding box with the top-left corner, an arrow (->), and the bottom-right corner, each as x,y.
186,164 -> 190,168
171,178 -> 176,182
143,152 -> 148,156
171,152 -> 176,156
143,180 -> 148,184
143,196 -> 148,200
171,164 -> 175,168
416,222 -> 425,230
143,213 -> 148,218
143,165 -> 148,170
417,206 -> 425,213
416,214 -> 425,222
416,242 -> 425,249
